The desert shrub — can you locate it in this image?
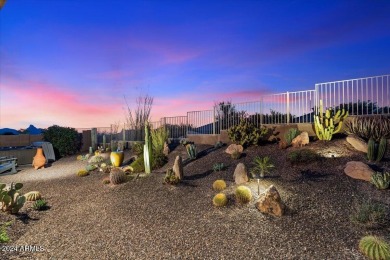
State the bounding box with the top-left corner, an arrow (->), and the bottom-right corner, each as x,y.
345,115 -> 390,141
24,191 -> 42,201
231,150 -> 241,159
152,153 -> 168,170
130,156 -> 145,173
214,141 -> 224,148
350,200 -> 389,229
0,221 -> 12,243
287,149 -> 321,164
359,235 -> 390,260
43,125 -> 81,157
213,163 -> 225,172
371,172 -> 390,190
132,142 -> 144,157
151,127 -> 169,155
250,156 -> 274,178
235,186 -> 252,204
213,180 -> 227,191
164,168 -> 180,185
77,169 -> 89,177
89,155 -> 104,164
285,128 -> 300,145
213,193 -> 228,207
227,118 -> 269,147
32,199 -> 48,211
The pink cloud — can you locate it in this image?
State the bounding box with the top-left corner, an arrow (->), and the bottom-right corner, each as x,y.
0,79 -> 123,129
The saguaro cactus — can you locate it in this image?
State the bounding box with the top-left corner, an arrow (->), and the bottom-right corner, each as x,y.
144,121 -> 153,174
314,100 -> 348,141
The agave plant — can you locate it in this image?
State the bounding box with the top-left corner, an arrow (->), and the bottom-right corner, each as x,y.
250,156 -> 275,195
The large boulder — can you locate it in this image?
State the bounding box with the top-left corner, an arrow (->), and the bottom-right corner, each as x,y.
346,135 -> 368,153
225,144 -> 244,155
163,142 -> 170,156
173,156 -> 183,180
233,163 -> 248,184
256,185 -> 285,217
344,161 -> 374,181
291,131 -> 309,147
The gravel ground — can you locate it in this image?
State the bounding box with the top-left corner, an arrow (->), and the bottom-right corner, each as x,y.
1,138 -> 390,259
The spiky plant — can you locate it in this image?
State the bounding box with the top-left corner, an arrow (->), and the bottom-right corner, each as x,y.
359,235 -> 390,260
186,144 -> 197,160
164,168 -> 180,185
144,121 -> 152,174
350,200 -> 388,229
110,168 -> 126,185
24,191 -> 42,201
151,126 -> 169,155
285,128 -> 300,146
0,182 -> 26,214
235,186 -> 252,204
212,180 -> 227,191
250,156 -> 275,179
213,163 -> 225,172
213,193 -> 228,207
32,199 -> 48,211
77,169 -> 89,177
371,172 -> 390,190
314,100 -> 348,141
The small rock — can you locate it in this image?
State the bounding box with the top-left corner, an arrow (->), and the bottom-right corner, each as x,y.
291,132 -> 309,147
344,161 -> 374,181
173,156 -> 183,180
256,185 -> 285,217
225,144 -> 244,155
233,163 -> 248,184
163,142 -> 170,156
346,135 -> 368,153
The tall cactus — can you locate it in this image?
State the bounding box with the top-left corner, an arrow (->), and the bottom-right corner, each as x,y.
103,134 -> 106,149
314,100 -> 348,141
376,137 -> 387,162
367,137 -> 376,161
144,121 -> 153,174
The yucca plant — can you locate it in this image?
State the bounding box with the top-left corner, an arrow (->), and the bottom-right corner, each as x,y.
345,116 -> 390,141
250,156 -> 275,195
285,128 -> 300,146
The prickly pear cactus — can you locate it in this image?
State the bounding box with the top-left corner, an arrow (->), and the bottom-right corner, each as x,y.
0,182 -> 26,214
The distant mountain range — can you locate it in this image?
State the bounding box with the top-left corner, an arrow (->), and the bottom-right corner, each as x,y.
0,125 -> 43,135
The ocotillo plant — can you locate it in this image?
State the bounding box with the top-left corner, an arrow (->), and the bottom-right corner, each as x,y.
314,100 -> 348,141
144,121 -> 152,174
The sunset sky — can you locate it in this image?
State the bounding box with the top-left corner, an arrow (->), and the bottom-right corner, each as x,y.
1,0 -> 390,130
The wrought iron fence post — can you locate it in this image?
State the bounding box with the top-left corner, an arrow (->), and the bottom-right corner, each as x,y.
286,91 -> 290,124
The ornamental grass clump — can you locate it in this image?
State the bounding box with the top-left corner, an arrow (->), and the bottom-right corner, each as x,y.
213,193 -> 228,207
212,163 -> 225,172
32,199 -> 48,211
235,186 -> 252,204
350,200 -> 389,229
212,180 -> 227,191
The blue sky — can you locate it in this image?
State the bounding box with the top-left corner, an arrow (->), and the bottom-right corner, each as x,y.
1,0 -> 389,129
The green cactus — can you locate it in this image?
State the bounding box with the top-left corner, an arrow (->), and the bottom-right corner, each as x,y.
376,137 -> 387,162
313,100 -> 348,141
109,168 -> 126,185
368,137 -> 376,161
144,121 -> 152,174
186,144 -> 197,160
235,185 -> 252,204
359,235 -> 390,260
371,172 -> 390,190
0,183 -> 26,214
163,168 -> 180,185
86,164 -> 97,172
212,180 -> 227,191
213,193 -> 228,207
24,191 -> 42,201
77,169 -> 89,177
284,128 -> 300,146
103,134 -> 106,149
